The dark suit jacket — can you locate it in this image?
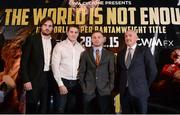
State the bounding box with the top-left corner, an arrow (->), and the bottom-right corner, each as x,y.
117,46 -> 157,98
20,34 -> 56,93
78,48 -> 115,96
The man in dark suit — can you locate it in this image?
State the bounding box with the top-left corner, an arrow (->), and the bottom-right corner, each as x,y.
20,17 -> 57,113
117,30 -> 157,114
78,31 -> 115,113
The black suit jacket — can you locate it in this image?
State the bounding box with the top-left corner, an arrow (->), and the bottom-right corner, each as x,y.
117,46 -> 157,98
78,48 -> 115,96
20,34 -> 56,91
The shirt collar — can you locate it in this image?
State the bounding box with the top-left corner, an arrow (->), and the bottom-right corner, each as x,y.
41,34 -> 52,40
127,43 -> 137,50
66,38 -> 78,46
93,46 -> 103,52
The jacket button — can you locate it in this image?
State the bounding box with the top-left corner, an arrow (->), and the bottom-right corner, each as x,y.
96,77 -> 98,79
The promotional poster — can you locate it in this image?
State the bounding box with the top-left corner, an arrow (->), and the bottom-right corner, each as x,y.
0,0 -> 180,114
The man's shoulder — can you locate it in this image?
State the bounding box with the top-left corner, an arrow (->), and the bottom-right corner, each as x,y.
57,40 -> 68,46
137,45 -> 149,49
76,42 -> 85,50
27,33 -> 41,40
81,48 -> 92,54
117,47 -> 126,56
103,48 -> 114,56
137,46 -> 151,52
54,41 -> 65,49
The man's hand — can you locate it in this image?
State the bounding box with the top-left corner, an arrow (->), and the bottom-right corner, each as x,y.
59,85 -> 68,95
24,82 -> 32,91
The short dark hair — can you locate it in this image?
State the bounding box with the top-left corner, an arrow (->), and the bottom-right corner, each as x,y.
39,17 -> 54,28
67,25 -> 79,32
91,30 -> 104,37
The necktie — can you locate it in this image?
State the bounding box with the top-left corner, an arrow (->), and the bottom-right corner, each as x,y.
126,48 -> 132,68
96,49 -> 100,66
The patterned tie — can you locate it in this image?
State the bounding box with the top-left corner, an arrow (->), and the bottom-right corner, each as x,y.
96,49 -> 100,66
126,48 -> 132,68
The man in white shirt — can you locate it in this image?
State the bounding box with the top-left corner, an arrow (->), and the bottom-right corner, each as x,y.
52,25 -> 84,113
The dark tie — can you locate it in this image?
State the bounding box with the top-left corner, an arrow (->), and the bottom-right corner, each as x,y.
126,48 -> 132,68
96,49 -> 100,66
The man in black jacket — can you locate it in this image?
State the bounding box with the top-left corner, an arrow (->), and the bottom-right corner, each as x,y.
20,17 -> 57,113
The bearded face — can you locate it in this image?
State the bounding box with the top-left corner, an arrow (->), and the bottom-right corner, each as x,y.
41,20 -> 53,36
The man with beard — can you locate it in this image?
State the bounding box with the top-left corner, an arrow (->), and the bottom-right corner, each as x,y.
20,17 -> 57,113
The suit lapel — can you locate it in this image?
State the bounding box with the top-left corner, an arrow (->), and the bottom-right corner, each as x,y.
89,48 -> 96,65
51,38 -> 56,48
122,48 -> 127,69
88,48 -> 106,66
129,46 -> 139,67
37,34 -> 44,63
51,38 -> 56,55
99,48 -> 105,65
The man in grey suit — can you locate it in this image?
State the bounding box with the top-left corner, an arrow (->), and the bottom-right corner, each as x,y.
78,31 -> 115,113
117,30 -> 157,114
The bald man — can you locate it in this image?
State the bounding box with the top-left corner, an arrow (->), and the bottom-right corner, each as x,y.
116,30 -> 157,113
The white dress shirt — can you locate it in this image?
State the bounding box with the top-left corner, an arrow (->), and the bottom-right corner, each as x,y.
51,39 -> 85,86
41,34 -> 52,71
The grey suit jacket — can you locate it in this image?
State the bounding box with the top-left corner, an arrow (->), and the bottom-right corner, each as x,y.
78,48 -> 115,96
